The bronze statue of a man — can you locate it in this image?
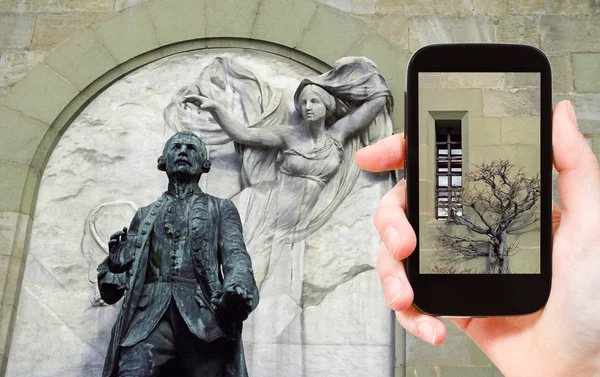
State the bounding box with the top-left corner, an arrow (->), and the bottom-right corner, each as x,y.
97,131 -> 259,377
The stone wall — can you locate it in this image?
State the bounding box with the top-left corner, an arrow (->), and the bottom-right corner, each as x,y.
1,0 -> 599,376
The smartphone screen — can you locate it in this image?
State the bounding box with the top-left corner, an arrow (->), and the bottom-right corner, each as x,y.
418,72 -> 541,274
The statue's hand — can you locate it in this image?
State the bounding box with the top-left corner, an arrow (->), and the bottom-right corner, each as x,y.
211,284 -> 253,322
107,227 -> 132,273
182,94 -> 217,112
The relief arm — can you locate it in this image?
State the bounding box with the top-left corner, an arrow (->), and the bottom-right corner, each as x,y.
183,94 -> 285,149
330,96 -> 387,142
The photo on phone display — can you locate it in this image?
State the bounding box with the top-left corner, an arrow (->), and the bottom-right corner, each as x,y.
418,72 -> 541,274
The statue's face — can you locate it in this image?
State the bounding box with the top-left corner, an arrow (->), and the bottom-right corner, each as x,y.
163,134 -> 207,180
299,89 -> 327,124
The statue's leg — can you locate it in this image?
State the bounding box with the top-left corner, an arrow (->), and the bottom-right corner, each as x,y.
118,318 -> 176,377
177,337 -> 231,377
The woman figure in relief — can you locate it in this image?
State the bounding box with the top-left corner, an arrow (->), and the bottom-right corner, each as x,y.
172,56 -> 394,302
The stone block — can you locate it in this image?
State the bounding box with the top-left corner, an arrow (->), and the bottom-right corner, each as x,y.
405,332 -> 469,365
441,73 -> 511,90
469,117 -> 501,146
510,0 -> 545,14
319,0 -> 377,14
439,366 -> 495,377
31,12 -> 106,49
297,5 -> 369,64
419,89 -> 482,119
0,256 -> 10,301
404,366 -> 438,376
516,145 -> 541,176
92,5 -> 160,63
148,0 -> 206,46
510,247 -> 541,273
2,63 -> 78,125
0,13 -> 35,49
350,34 -> 410,80
0,164 -> 31,213
552,93 -> 600,134
376,0 -> 434,14
0,213 -> 32,260
20,168 -> 41,216
540,16 -> 600,53
0,106 -> 48,165
205,0 -> 261,38
409,16 -> 494,53
395,325 -> 406,367
547,54 -> 573,93
0,50 -> 47,88
419,73 -> 440,89
501,116 -> 540,146
1,257 -> 25,307
0,303 -> 16,357
0,213 -> 20,257
252,0 -> 317,48
482,88 -> 540,117
573,53 -> 600,93
592,134 -> 600,157
0,0 -> 113,12
434,0 -> 509,15
358,14 -> 409,51
44,28 -> 118,91
494,15 -> 539,47
512,73 -> 541,88
114,0 -> 145,12
469,338 -> 492,366
469,145 -> 519,167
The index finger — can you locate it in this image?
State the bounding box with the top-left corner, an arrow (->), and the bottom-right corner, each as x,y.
354,133 -> 405,172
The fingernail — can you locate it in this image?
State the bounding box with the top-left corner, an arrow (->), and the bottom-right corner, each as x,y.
417,322 -> 437,345
383,226 -> 402,258
567,100 -> 577,126
382,275 -> 402,305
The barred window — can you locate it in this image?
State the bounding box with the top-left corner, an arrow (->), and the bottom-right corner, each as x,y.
435,120 -> 462,219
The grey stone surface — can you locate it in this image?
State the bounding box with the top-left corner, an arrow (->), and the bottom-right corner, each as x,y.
0,13 -> 36,49
405,333 -> 469,365
408,16 -> 494,52
7,49 -> 394,377
319,0 -> 377,14
540,15 -> 600,53
31,12 -> 106,48
573,53 -> 600,93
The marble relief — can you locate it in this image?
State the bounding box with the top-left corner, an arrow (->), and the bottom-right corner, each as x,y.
6,49 -> 394,377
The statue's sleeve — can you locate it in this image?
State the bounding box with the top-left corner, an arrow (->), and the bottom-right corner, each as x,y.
218,199 -> 259,310
96,209 -> 142,305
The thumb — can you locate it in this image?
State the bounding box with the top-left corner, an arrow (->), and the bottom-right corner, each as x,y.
553,100 -> 600,217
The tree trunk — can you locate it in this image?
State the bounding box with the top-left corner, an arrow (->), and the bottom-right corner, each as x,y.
499,230 -> 510,274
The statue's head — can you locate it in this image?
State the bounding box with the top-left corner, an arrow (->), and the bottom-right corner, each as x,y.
157,132 -> 211,181
294,84 -> 336,125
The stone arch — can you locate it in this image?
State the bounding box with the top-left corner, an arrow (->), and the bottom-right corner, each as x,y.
0,0 -> 409,371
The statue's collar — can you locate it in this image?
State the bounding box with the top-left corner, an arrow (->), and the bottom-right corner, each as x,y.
164,184 -> 204,199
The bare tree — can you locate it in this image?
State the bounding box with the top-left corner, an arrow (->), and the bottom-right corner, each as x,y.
437,159 -> 540,274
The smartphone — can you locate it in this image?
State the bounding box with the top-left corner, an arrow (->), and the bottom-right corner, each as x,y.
404,44 -> 552,316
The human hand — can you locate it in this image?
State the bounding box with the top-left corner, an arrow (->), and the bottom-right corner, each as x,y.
182,94 -> 217,112
107,227 -> 132,273
354,100 -> 600,377
211,284 -> 254,322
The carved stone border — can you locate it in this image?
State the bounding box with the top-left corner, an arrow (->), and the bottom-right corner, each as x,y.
0,1 -> 410,374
